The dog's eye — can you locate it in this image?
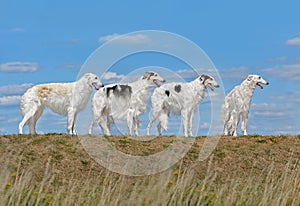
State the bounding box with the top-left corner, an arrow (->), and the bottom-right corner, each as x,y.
258,76 -> 261,79
154,74 -> 157,76
95,77 -> 98,79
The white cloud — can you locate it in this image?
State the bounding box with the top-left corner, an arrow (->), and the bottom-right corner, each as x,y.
101,72 -> 125,80
261,64 -> 300,82
0,83 -> 33,96
61,63 -> 81,69
0,62 -> 39,73
175,68 -> 218,79
266,56 -> 287,62
285,36 -> 300,46
251,103 -> 295,120
0,128 -> 6,134
271,92 -> 300,103
7,117 -> 19,123
0,96 -> 21,106
98,33 -> 151,44
200,122 -> 210,129
62,39 -> 80,45
219,66 -> 250,79
9,28 -> 25,33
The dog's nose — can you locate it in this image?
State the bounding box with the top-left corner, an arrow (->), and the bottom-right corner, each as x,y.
215,84 -> 220,88
266,82 -> 269,85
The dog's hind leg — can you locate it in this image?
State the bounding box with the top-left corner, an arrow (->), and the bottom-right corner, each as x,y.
99,115 -> 111,136
88,118 -> 96,135
19,112 -> 34,134
157,111 -> 169,136
19,103 -> 40,134
222,106 -> 231,135
147,108 -> 161,136
28,107 -> 44,134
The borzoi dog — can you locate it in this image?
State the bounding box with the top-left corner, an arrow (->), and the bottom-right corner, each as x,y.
19,73 -> 103,135
147,74 -> 220,137
222,74 -> 269,136
89,72 -> 165,136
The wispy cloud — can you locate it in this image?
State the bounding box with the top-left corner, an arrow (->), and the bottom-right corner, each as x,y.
0,62 -> 39,73
60,63 -> 81,69
0,96 -> 21,106
175,68 -> 218,79
271,92 -> 300,103
285,36 -> 300,46
98,33 -> 151,44
63,38 -> 80,45
9,27 -> 25,33
261,64 -> 300,82
0,83 -> 33,96
219,66 -> 250,79
266,56 -> 287,62
251,103 -> 295,120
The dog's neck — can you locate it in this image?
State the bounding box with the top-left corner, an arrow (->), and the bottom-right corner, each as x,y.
75,78 -> 93,95
241,79 -> 256,90
240,79 -> 256,100
189,78 -> 206,100
130,78 -> 153,91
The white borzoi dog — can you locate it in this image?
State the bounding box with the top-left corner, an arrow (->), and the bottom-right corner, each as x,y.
222,74 -> 269,136
19,73 -> 103,135
89,71 -> 165,136
147,74 -> 220,137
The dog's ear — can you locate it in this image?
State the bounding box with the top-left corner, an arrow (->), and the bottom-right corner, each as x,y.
199,74 -> 205,82
199,74 -> 210,83
247,75 -> 253,81
142,72 -> 154,80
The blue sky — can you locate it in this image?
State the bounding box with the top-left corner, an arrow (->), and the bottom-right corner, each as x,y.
0,0 -> 300,135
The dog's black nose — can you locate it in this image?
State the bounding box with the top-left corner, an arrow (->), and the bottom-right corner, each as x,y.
266,82 -> 269,85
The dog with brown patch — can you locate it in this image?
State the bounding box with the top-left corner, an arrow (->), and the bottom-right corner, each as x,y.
19,73 -> 103,135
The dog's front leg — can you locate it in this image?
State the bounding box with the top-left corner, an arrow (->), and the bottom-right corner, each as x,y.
188,110 -> 194,137
67,108 -> 76,135
241,113 -> 249,135
133,115 -> 139,136
127,108 -> 134,136
181,110 -> 189,137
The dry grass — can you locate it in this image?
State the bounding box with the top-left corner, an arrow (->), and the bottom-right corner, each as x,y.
0,134 -> 299,205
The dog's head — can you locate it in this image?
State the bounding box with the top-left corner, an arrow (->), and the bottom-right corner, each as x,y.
83,73 -> 104,90
199,74 -> 220,91
247,74 -> 269,89
142,71 -> 166,87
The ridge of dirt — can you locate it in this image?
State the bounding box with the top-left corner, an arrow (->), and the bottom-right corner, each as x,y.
0,134 -> 299,184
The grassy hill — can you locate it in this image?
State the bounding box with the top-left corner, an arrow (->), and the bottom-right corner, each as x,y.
0,134 -> 299,205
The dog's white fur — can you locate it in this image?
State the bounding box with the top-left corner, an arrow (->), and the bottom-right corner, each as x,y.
147,74 -> 219,137
89,72 -> 165,136
222,74 -> 269,136
19,73 -> 103,135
